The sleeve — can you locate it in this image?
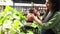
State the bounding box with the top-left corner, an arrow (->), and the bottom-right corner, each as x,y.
42,12 -> 60,29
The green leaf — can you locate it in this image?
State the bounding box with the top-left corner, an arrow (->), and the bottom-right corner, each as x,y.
12,20 -> 20,29
27,30 -> 34,34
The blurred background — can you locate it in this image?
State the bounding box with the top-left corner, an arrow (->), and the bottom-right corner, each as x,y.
0,0 -> 46,34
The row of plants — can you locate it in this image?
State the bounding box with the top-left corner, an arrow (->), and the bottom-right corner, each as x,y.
0,6 -> 42,34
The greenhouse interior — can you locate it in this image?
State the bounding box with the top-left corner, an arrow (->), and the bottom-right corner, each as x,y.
0,0 -> 60,34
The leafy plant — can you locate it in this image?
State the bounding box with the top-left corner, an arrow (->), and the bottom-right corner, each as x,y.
0,5 -> 42,34
0,5 -> 26,34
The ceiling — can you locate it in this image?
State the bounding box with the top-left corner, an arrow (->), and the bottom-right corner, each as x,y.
12,0 -> 45,4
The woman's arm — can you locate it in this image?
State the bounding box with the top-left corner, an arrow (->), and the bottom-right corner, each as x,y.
32,11 -> 60,29
32,14 -> 43,25
42,12 -> 60,29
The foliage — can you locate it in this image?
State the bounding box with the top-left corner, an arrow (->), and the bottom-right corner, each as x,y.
0,5 -> 26,34
0,5 -> 42,34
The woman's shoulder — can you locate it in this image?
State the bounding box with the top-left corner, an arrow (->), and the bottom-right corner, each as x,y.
56,10 -> 60,13
53,10 -> 60,16
55,10 -> 60,16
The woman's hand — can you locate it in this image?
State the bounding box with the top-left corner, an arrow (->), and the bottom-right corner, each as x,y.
32,14 -> 42,25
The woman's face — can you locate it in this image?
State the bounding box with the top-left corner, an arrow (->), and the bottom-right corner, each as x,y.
46,0 -> 52,10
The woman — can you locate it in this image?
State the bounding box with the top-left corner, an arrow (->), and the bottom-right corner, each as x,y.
26,8 -> 40,23
25,8 -> 40,34
32,0 -> 60,34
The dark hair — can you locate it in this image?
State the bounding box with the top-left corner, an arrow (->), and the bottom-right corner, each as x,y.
29,9 -> 34,13
47,0 -> 60,22
49,0 -> 60,11
43,0 -> 60,22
